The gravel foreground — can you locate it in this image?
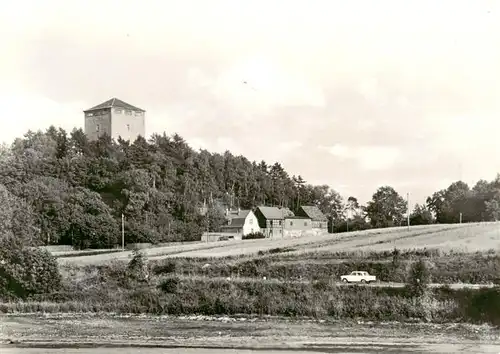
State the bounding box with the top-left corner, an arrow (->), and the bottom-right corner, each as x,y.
1,314 -> 500,353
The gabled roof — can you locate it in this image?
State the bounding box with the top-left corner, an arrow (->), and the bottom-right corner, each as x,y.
256,206 -> 294,220
227,209 -> 250,220
226,218 -> 246,227
84,98 -> 145,112
299,205 -> 328,221
225,209 -> 251,227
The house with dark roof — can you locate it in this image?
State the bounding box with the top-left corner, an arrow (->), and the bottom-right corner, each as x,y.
83,98 -> 146,142
254,206 -> 296,238
219,208 -> 260,239
296,205 -> 328,233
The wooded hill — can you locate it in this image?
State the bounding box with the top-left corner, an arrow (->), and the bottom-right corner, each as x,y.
0,127 -> 499,249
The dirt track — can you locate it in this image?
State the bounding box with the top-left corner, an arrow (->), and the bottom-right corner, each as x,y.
1,314 -> 499,353
3,344 -> 500,353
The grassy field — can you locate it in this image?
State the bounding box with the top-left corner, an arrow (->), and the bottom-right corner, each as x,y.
5,222 -> 493,326
3,248 -> 496,324
57,222 -> 500,265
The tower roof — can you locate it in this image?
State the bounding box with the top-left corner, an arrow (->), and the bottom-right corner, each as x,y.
84,98 -> 145,112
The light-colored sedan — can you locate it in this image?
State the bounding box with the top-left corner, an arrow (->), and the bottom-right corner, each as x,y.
340,271 -> 376,284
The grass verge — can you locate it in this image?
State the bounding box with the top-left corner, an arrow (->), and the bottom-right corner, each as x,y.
2,258 -> 500,326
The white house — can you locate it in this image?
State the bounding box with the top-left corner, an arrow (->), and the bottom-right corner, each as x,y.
220,208 -> 261,239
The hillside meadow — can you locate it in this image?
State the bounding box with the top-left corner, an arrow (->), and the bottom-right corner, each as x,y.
58,222 -> 500,265
2,223 -> 500,326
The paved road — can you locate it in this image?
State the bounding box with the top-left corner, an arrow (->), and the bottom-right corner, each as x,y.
179,274 -> 496,290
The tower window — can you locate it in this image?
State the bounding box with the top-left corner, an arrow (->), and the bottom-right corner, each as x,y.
126,124 -> 130,131
96,124 -> 100,132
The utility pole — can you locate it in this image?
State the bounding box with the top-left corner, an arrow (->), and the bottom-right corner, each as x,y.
282,208 -> 285,239
121,213 -> 125,251
407,192 -> 410,231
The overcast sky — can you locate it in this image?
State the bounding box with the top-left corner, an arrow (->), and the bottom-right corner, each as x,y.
1,0 -> 499,206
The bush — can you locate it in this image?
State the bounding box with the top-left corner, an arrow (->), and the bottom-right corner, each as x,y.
0,238 -> 62,299
465,287 -> 500,326
152,259 -> 177,275
406,258 -> 431,297
243,232 -> 265,240
268,247 -> 295,254
158,276 -> 179,294
127,250 -> 149,282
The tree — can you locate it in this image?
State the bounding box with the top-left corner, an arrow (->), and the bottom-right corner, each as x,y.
485,199 -> 500,221
292,175 -> 306,212
410,204 -> 434,225
426,181 -> 484,223
365,186 -> 407,228
205,206 -> 227,232
0,237 -> 62,299
345,196 -> 360,219
0,184 -> 39,245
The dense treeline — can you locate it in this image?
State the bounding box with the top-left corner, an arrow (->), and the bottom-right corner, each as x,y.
0,127 -> 499,248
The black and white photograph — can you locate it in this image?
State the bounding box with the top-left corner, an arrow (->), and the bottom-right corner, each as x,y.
1,0 -> 500,353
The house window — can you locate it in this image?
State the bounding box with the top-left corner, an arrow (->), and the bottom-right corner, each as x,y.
125,110 -> 132,115
96,124 -> 100,132
135,111 -> 142,116
249,219 -> 253,224
289,221 -> 293,226
126,124 -> 130,131
115,109 -> 122,114
278,220 -> 282,226
87,112 -> 94,117
304,221 -> 308,226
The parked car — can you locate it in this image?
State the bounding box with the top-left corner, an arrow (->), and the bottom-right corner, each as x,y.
340,271 -> 376,284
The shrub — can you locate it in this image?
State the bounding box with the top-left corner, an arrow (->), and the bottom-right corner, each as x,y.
391,248 -> 401,269
152,259 -> 177,275
158,276 -> 179,294
406,258 -> 431,297
242,232 -> 265,240
127,249 -> 149,282
268,247 -> 295,254
0,238 -> 62,299
465,287 -> 500,326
